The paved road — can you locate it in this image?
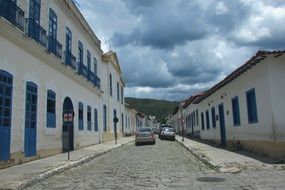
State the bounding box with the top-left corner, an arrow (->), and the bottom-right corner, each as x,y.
26,137 -> 285,190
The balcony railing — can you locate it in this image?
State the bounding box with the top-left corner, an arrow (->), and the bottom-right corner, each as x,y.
48,35 -> 62,59
64,51 -> 76,70
89,72 -> 101,88
77,62 -> 101,89
0,0 -> 24,31
25,18 -> 47,48
77,62 -> 88,79
94,76 -> 101,89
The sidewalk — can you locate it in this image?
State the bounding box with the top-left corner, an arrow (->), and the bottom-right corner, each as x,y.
176,135 -> 283,173
0,136 -> 134,190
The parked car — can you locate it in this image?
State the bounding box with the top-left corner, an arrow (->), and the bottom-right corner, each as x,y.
160,127 -> 175,141
158,125 -> 173,138
135,128 -> 156,146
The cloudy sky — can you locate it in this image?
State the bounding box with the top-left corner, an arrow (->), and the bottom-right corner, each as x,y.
75,0 -> 285,101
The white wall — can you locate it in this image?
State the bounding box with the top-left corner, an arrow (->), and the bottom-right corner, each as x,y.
268,55 -> 285,141
198,59 -> 274,142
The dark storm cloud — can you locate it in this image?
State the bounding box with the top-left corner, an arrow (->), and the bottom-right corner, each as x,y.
205,1 -> 251,33
78,0 -> 285,101
116,45 -> 175,88
112,0 -> 210,49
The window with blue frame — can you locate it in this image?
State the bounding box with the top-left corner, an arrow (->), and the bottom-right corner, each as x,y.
206,110 -> 210,129
121,113 -> 124,134
121,86 -> 123,104
113,109 -> 117,131
109,74 -> 112,96
87,105 -> 91,131
87,50 -> 91,74
78,102 -> 84,130
29,0 -> 41,22
196,109 -> 199,125
48,8 -> 57,52
246,88 -> 258,123
25,82 -> 38,129
28,0 -> 41,42
78,41 -> 83,64
93,57 -> 97,76
0,70 -> 13,128
103,105 -> 107,132
65,27 -> 72,52
0,70 -> 13,161
46,90 -> 56,128
94,108 -> 98,132
192,112 -> 195,127
232,96 -> 241,126
201,112 -> 205,130
211,107 -> 216,128
117,82 -> 120,102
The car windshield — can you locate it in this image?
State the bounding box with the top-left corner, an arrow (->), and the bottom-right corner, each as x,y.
163,128 -> 173,132
138,128 -> 152,132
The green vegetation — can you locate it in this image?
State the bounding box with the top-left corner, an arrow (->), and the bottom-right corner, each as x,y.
125,97 -> 178,123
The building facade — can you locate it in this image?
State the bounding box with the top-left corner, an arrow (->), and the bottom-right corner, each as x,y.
168,50 -> 285,159
101,51 -> 125,142
0,0 -> 125,168
124,104 -> 137,136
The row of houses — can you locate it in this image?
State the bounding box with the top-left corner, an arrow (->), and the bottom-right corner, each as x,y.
0,0 -> 145,169
167,50 -> 285,159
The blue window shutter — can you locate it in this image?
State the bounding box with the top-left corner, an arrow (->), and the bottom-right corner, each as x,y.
201,112 -> 205,130
46,90 -> 56,128
94,108 -> 98,132
211,107 -> 216,128
78,102 -> 84,130
206,110 -> 210,129
231,96 -> 241,126
246,89 -> 258,123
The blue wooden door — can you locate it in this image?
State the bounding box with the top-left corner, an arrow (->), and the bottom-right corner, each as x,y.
218,104 -> 226,146
24,82 -> 38,157
0,71 -> 13,160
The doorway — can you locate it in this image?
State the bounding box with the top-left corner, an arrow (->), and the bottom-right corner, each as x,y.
62,97 -> 74,152
218,103 -> 226,146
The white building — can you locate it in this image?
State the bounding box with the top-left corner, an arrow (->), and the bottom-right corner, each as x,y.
101,51 -> 125,142
169,50 -> 285,159
0,0 -> 125,168
182,93 -> 203,137
124,103 -> 137,136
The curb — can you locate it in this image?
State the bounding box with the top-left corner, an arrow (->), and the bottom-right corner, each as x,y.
175,137 -> 217,170
17,138 -> 134,190
176,137 -> 242,173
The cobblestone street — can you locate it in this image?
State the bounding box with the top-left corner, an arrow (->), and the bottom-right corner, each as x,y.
26,138 -> 285,190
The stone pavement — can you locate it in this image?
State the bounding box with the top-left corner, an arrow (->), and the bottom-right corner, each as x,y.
176,135 -> 285,173
0,136 -> 134,190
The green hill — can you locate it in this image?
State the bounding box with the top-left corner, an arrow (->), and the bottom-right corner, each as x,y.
125,97 -> 178,123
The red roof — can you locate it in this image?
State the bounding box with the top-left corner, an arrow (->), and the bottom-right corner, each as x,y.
195,50 -> 285,103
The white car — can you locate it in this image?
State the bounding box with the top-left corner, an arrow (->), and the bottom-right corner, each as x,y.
160,127 -> 175,141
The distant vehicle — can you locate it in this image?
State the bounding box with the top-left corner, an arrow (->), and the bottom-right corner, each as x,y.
158,125 -> 173,138
160,127 -> 175,141
152,127 -> 159,134
135,127 -> 156,146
